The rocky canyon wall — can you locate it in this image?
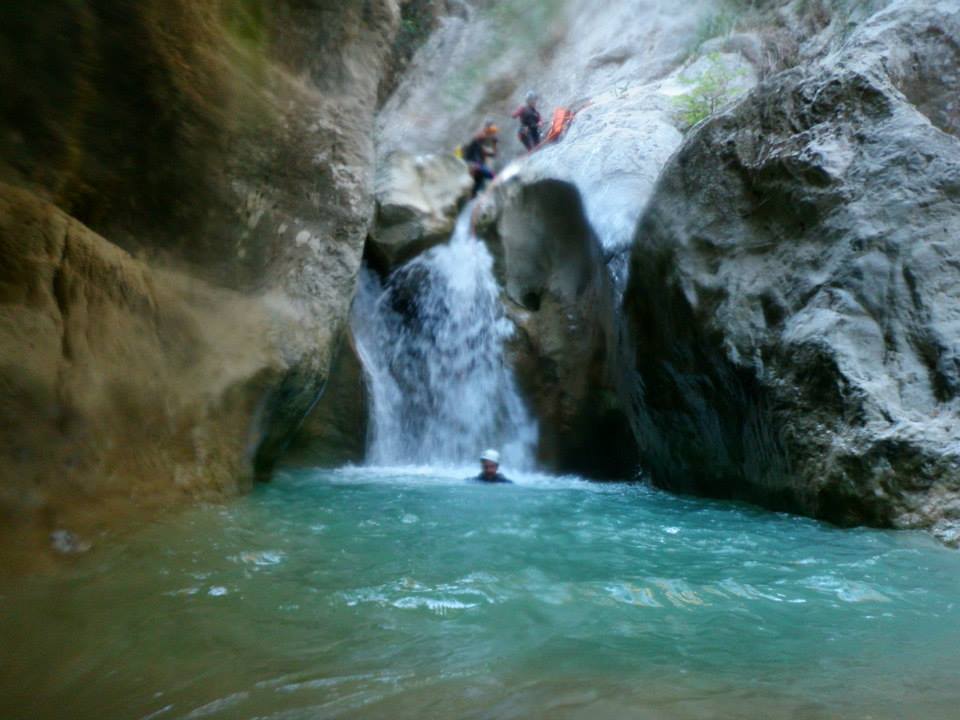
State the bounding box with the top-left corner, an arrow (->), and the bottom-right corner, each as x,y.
24,0 -> 950,549
0,0 -> 405,568
364,0 -> 960,546
625,0 -> 960,543
372,0 -> 755,475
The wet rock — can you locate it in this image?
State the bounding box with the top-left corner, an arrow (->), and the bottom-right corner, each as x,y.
0,184 -> 293,568
624,0 -> 960,542
0,1 -> 404,566
477,178 -> 637,479
282,333 -> 369,468
367,151 -> 473,273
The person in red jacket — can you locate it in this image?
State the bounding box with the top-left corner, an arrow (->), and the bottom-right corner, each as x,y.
512,91 -> 542,151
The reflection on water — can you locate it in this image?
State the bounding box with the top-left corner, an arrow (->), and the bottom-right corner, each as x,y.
2,467 -> 960,719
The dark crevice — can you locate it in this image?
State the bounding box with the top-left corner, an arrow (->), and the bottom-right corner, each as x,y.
51,229 -> 71,362
521,291 -> 542,311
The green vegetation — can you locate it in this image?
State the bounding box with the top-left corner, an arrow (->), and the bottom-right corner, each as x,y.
689,0 -> 892,57
689,6 -> 739,54
223,0 -> 267,48
222,0 -> 271,86
395,0 -> 440,66
379,0 -> 443,102
673,53 -> 748,130
796,0 -> 892,40
796,0 -> 887,20
681,0 -> 891,81
687,0 -> 776,55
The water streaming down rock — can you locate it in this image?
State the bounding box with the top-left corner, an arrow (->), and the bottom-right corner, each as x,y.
353,206 -> 538,469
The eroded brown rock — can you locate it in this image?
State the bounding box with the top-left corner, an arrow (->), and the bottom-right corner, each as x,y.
0,184 -> 289,570
0,1 -> 406,567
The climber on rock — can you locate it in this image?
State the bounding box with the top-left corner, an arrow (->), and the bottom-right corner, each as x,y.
462,120 -> 499,197
472,448 -> 512,484
512,91 -> 543,151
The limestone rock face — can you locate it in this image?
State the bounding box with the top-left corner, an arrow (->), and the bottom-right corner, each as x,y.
0,184 -> 290,570
0,1 -> 403,565
624,0 -> 960,543
367,151 -> 473,272
288,150 -> 472,467
282,333 -> 369,469
377,0 -> 708,164
477,178 -> 637,478
376,0 -> 741,480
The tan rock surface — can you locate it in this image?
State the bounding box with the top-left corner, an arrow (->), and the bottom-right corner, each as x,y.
0,0 -> 407,568
0,184 -> 290,570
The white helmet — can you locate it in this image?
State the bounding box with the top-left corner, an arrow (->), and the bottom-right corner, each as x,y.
480,449 -> 501,464
525,90 -> 538,104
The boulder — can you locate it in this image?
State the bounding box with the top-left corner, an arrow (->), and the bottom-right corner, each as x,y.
367,151 -> 473,273
477,177 -> 637,478
624,0 -> 960,543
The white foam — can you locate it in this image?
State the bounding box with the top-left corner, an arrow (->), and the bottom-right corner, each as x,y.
353,205 -> 538,470
323,464 -> 607,491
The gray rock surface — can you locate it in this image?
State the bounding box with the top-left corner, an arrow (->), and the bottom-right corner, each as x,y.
367,151 -> 473,273
282,333 -> 369,469
377,0 -> 713,163
374,0 -> 759,479
625,0 -> 960,543
476,178 -> 636,478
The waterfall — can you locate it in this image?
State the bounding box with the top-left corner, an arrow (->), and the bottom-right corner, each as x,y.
353,206 -> 538,469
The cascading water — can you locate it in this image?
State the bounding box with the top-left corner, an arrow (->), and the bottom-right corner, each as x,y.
353,206 -> 537,469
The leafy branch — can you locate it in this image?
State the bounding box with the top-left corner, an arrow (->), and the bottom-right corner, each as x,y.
672,53 -> 748,130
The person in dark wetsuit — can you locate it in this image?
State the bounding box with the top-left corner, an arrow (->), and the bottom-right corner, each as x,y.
512,91 -> 542,151
463,121 -> 499,197
473,449 -> 512,484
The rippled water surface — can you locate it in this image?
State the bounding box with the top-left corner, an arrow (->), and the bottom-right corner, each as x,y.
3,467 -> 960,719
